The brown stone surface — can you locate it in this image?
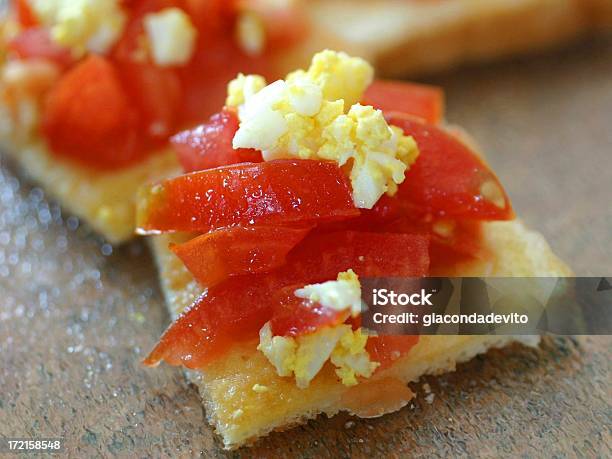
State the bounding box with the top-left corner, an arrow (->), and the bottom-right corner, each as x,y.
0,38 -> 611,458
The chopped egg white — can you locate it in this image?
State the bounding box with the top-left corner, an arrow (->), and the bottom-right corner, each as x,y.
258,322 -> 379,388
227,50 -> 419,209
144,8 -> 197,67
30,0 -> 127,56
258,270 -> 378,389
295,269 -> 363,317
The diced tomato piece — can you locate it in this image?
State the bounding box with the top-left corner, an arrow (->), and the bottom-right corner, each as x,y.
137,160 -> 359,234
269,287 -> 349,337
14,0 -> 39,28
388,114 -> 514,220
144,231 -> 429,368
287,231 -> 429,282
177,39 -> 273,123
118,62 -> 182,140
366,335 -> 419,371
113,0 -> 185,62
170,225 -> 311,287
171,109 -> 262,172
363,80 -> 444,124
113,0 -> 244,129
42,56 -> 145,169
364,207 -> 487,259
182,0 -> 237,34
117,1 -> 280,126
8,28 -> 73,68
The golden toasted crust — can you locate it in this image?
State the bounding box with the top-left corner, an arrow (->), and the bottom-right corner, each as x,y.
281,0 -> 612,77
150,219 -> 571,449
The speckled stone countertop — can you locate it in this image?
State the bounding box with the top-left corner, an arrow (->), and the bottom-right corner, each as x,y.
0,38 -> 610,458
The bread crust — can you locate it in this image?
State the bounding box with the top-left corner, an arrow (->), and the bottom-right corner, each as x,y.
149,220 -> 571,449
290,0 -> 612,77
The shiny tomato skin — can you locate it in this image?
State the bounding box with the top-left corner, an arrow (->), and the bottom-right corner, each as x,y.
144,231 -> 429,368
8,28 -> 73,68
366,335 -> 420,370
42,56 -> 146,169
388,114 -> 514,221
171,109 -> 262,172
363,80 -> 444,124
269,287 -> 348,337
170,225 -> 311,287
137,160 -> 360,234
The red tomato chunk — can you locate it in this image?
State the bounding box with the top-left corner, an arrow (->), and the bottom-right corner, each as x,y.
144,231 -> 429,368
137,160 -> 359,234
388,114 -> 514,221
363,80 -> 444,124
171,109 -> 262,173
170,225 -> 311,287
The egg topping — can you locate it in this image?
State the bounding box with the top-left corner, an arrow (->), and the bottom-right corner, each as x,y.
258,270 -> 379,388
30,0 -> 127,57
227,50 -> 419,209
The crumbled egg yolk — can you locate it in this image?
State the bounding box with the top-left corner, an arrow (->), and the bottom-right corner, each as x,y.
30,0 -> 127,56
227,50 -> 419,209
295,269 -> 363,317
258,270 -> 379,388
144,8 -> 198,67
258,323 -> 378,388
226,73 -> 267,107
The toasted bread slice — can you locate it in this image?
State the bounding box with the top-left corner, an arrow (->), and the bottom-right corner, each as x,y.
149,219 -> 571,449
2,0 -> 610,243
0,60 -> 182,244
1,138 -> 180,244
280,0 -> 612,77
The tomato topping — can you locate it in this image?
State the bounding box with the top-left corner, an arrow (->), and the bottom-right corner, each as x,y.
177,39 -> 274,122
144,231 -> 429,368
15,0 -> 303,170
291,231 -> 429,281
42,56 -> 145,169
269,287 -> 349,337
170,225 -> 311,287
118,62 -> 182,140
363,80 -> 444,124
8,28 -> 73,68
388,114 -> 514,220
14,0 -> 39,28
171,109 -> 262,173
366,335 -> 420,370
137,160 -> 359,234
